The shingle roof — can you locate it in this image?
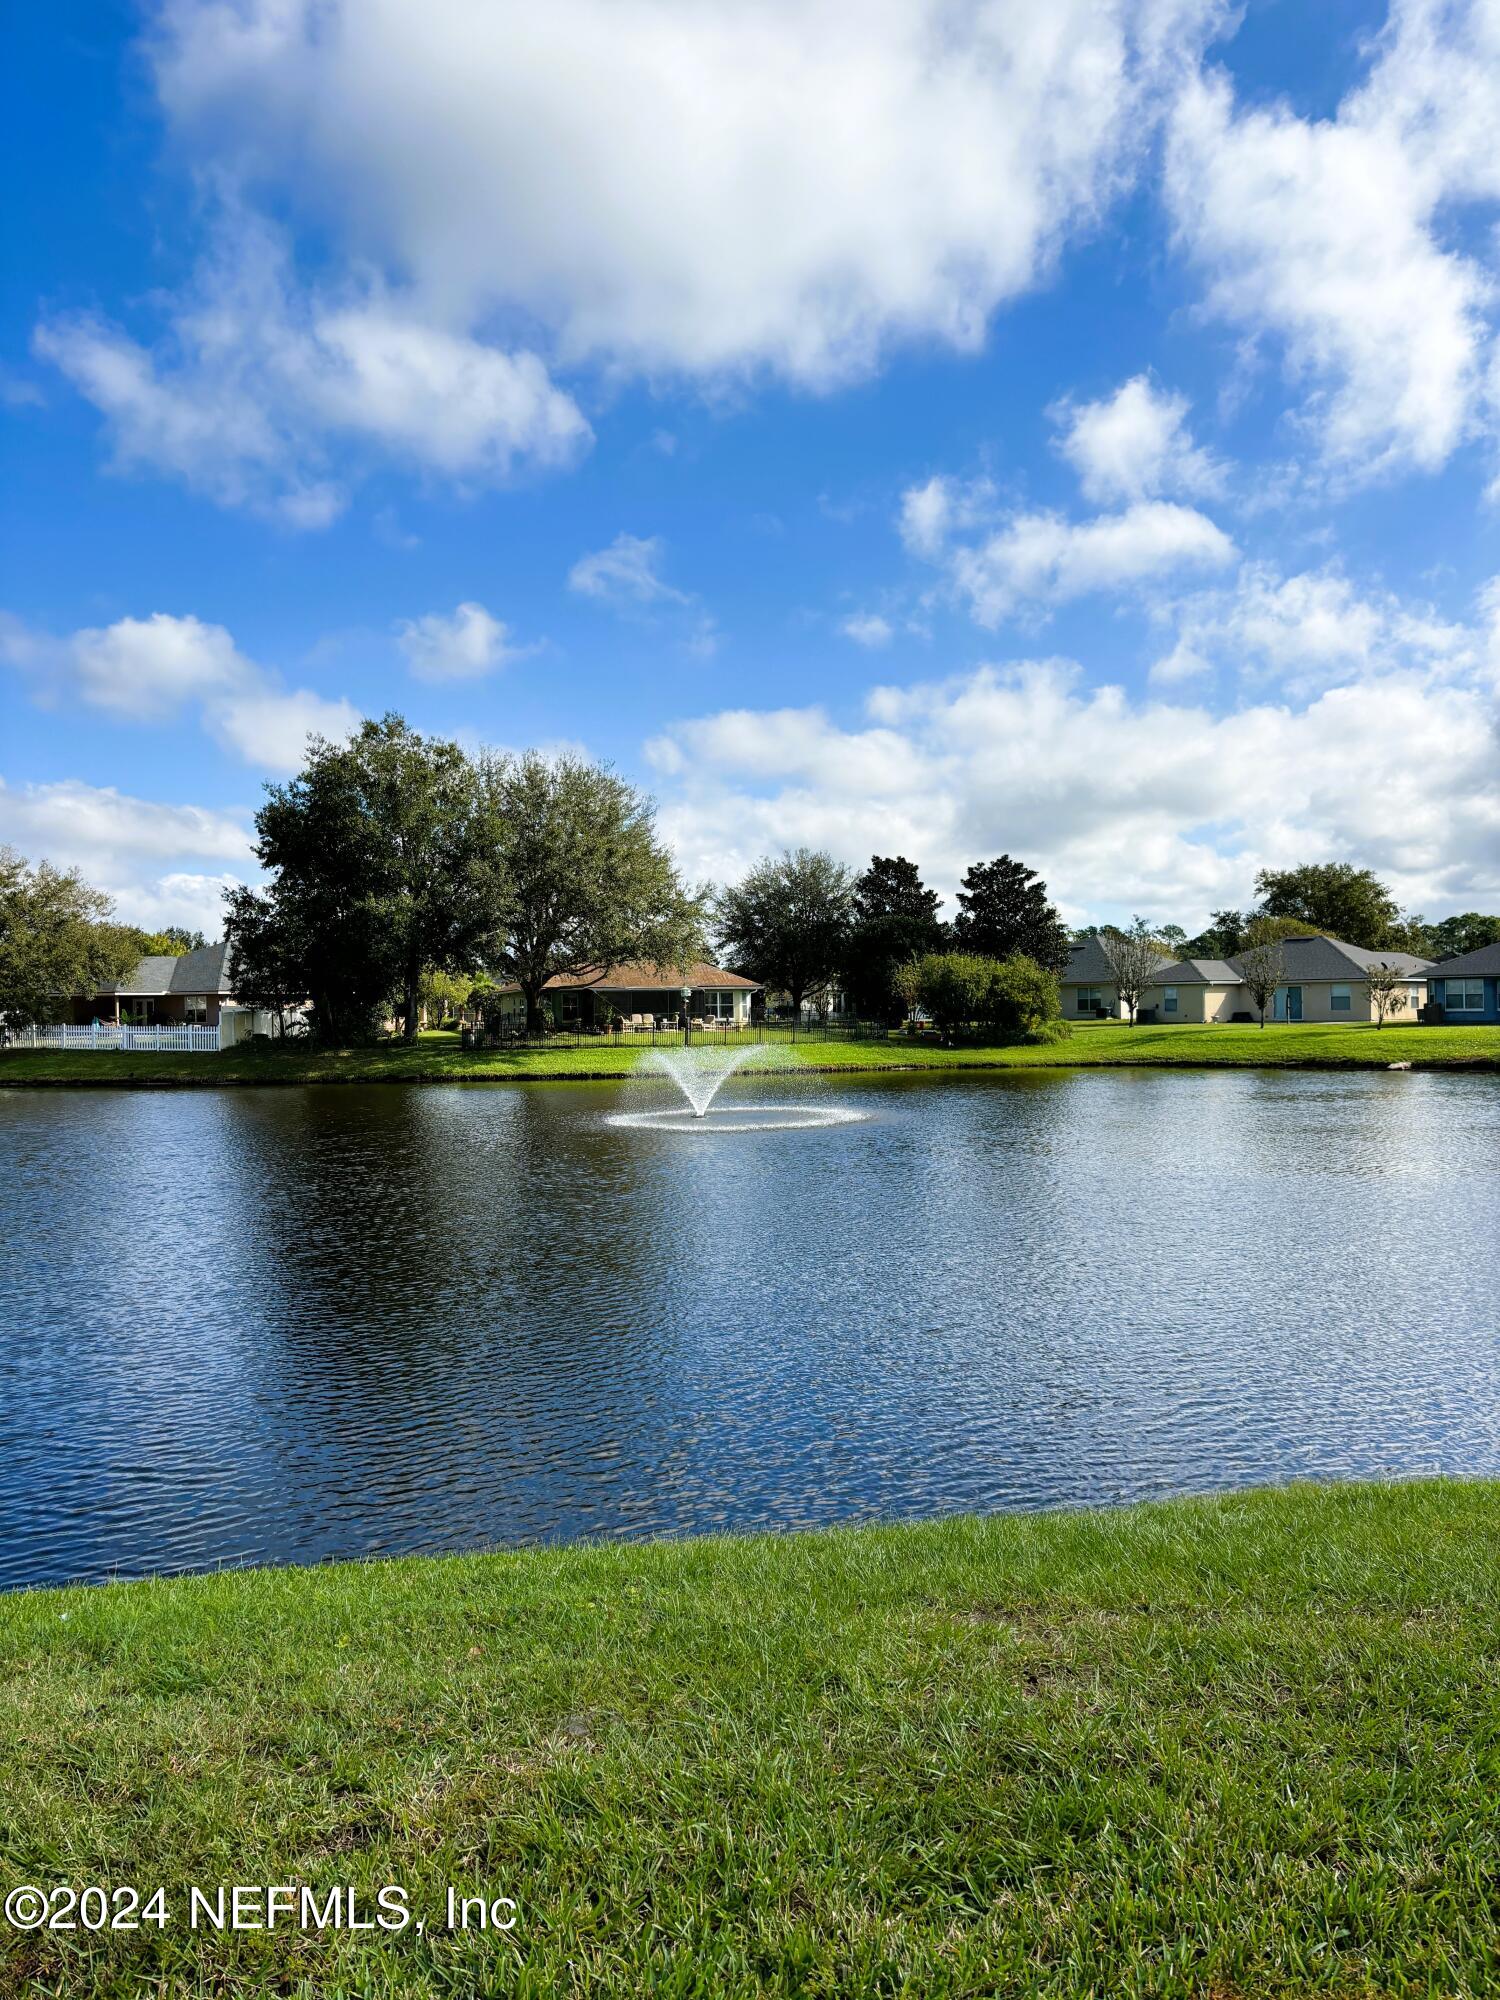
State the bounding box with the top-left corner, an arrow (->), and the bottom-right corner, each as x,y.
1149,957 -> 1242,985
1061,935 -> 1177,984
100,940 -> 235,997
1426,941 -> 1500,978
494,960 -> 761,996
1231,935 -> 1431,980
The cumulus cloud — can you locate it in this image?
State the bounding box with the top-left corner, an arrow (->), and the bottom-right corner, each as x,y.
0,609 -> 359,773
903,482 -> 1235,628
0,776 -> 256,935
146,0 -> 1224,389
35,204 -> 590,523
1151,563 -> 1483,694
1053,374 -> 1224,503
647,652 -> 1500,925
395,601 -> 529,682
1166,1 -> 1500,479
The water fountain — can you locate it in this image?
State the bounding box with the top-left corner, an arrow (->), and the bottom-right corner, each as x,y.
604,1041 -> 866,1133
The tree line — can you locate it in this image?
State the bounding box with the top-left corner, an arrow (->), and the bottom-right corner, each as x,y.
3,719 -> 1495,1041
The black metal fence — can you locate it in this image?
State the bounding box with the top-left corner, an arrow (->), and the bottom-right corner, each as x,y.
459,1015 -> 913,1052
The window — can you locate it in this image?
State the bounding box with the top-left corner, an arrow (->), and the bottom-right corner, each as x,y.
1162,986 -> 1178,1014
1447,979 -> 1484,1012
183,994 -> 208,1024
1076,986 -> 1101,1012
1330,984 -> 1351,1012
700,989 -> 735,1019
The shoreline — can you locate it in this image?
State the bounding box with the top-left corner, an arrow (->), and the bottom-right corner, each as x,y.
3,1019 -> 1498,1088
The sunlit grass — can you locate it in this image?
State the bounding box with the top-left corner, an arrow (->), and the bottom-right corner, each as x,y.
2,1018 -> 1496,1087
3,1481 -> 1498,1997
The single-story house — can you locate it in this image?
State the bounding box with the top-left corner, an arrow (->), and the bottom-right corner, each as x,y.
489,961 -> 761,1030
70,941 -> 239,1027
1060,934 -> 1177,1019
1424,940 -> 1500,1023
1063,933 -> 1432,1024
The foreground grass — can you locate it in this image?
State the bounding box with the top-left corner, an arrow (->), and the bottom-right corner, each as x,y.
2,1018 -> 1497,1087
2,1482 -> 1498,1997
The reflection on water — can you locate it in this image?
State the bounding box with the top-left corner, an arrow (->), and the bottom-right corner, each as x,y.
1,1068 -> 1496,1588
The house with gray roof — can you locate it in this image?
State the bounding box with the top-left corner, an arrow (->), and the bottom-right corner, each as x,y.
1423,940 -> 1500,1024
1060,934 -> 1177,1019
1064,932 -> 1434,1025
69,941 -> 239,1028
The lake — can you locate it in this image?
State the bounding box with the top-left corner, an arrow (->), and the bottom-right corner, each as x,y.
2,1068 -> 1497,1590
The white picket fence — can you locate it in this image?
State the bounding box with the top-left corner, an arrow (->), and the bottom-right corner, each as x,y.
7,1022 -> 224,1053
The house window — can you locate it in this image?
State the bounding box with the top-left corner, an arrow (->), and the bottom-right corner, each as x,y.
1076,986 -> 1102,1012
183,995 -> 208,1024
1330,984 -> 1351,1012
1162,987 -> 1178,1014
698,989 -> 734,1019
1447,979 -> 1484,1012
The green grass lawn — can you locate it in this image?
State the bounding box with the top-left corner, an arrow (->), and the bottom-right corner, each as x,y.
2,1018 -> 1497,1087
3,1481 -> 1498,1998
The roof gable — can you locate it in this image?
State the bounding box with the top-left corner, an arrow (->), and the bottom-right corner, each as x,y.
1428,941 -> 1500,978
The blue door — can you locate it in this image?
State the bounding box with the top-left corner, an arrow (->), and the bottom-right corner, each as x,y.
1285,985 -> 1302,1021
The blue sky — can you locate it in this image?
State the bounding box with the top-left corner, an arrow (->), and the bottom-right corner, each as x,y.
2,0 -> 1498,936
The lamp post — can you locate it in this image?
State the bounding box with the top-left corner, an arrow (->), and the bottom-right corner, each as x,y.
681,982 -> 692,1046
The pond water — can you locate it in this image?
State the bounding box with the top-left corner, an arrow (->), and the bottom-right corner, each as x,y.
1,1068 -> 1497,1589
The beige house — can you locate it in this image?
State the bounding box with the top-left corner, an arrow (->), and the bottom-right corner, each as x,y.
1064,933 -> 1432,1025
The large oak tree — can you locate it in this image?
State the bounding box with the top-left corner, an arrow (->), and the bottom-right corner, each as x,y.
713,848 -> 855,1019
0,848 -> 139,1029
479,751 -> 702,1033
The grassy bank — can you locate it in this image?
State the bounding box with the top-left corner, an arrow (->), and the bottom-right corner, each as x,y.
3,1481 -> 1498,1998
2,1018 -> 1497,1087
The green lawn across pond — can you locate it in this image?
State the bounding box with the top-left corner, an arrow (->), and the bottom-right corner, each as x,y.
2,1018 -> 1497,1086
2,1481 -> 1498,1998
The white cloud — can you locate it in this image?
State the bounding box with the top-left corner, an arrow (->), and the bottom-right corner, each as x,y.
0,777 -> 256,935
147,0 -> 1224,389
568,533 -> 686,607
840,613 -> 894,649
205,685 -> 361,771
396,601 -> 528,682
1053,374 -> 1223,502
0,610 -> 360,773
648,652 -> 1500,925
1150,563 -> 1484,695
1166,1 -> 1500,479
910,494 -> 1235,628
898,476 -> 996,561
35,204 -> 590,523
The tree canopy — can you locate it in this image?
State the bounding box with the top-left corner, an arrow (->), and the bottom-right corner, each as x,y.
844,855 -> 946,1019
0,847 -> 139,1029
226,716 -> 502,1044
480,751 -> 702,1032
713,848 -> 855,1016
951,855 -> 1070,972
1253,863 -> 1402,951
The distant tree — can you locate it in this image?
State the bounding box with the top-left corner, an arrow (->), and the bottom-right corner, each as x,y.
221,885 -> 308,1039
1422,912 -> 1500,961
0,847 -> 139,1029
896,951 -> 993,1034
895,950 -> 1063,1041
1157,924 -> 1189,956
1364,959 -> 1409,1029
714,848 -> 855,1020
1182,908 -> 1250,957
229,715 -> 501,1045
125,926 -> 209,957
844,855 -> 946,1020
1236,919 -> 1288,1029
481,752 -> 702,1034
952,855 -> 1070,972
415,966 -> 471,1029
1254,862 -> 1401,950
1100,918 -> 1166,1026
